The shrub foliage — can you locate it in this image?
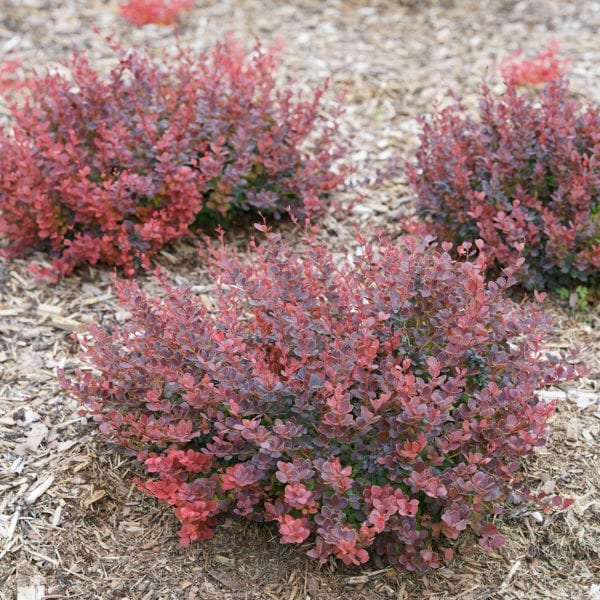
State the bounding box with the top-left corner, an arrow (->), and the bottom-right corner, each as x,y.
118,0 -> 195,26
0,57 -> 28,94
409,80 -> 600,290
500,41 -> 570,87
0,40 -> 345,279
62,227 -> 578,570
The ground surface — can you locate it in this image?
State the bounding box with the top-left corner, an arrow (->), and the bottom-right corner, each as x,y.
0,1 -> 599,598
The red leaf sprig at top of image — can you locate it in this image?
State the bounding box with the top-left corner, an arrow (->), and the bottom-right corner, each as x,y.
61,225 -> 581,571
119,0 -> 195,26
0,39 -> 346,280
500,41 -> 570,87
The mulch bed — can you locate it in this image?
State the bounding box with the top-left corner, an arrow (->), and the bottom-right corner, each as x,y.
1,1 -> 599,598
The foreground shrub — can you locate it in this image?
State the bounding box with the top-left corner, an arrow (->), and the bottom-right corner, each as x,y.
409,80 -> 600,290
118,0 -> 195,25
0,40 -> 345,279
62,227 -> 579,570
500,41 -> 570,87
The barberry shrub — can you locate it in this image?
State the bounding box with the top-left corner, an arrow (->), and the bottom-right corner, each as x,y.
409,80 -> 600,290
0,57 -> 28,94
118,0 -> 194,26
0,40 -> 345,279
61,227 -> 579,570
500,41 -> 570,87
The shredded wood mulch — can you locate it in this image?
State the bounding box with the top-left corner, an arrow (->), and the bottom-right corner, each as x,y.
1,1 -> 599,598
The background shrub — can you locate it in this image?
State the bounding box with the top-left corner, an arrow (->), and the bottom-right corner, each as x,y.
118,0 -> 195,26
500,41 -> 570,87
408,80 -> 600,291
62,227 -> 579,570
0,39 -> 345,279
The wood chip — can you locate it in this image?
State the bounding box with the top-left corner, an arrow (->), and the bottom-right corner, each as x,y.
4,507 -> 21,542
199,294 -> 213,309
17,581 -> 45,600
36,303 -> 63,316
47,315 -> 83,332
16,562 -> 45,600
79,293 -> 113,306
83,489 -> 106,507
14,422 -> 49,456
51,503 -> 64,527
209,569 -> 241,591
213,554 -> 235,567
24,474 -> 55,505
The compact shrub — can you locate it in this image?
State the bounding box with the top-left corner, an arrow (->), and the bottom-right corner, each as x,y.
61,226 -> 579,570
408,80 -> 600,291
0,40 -> 345,279
118,0 -> 195,26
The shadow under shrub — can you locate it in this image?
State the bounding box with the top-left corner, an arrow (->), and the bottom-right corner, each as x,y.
0,39 -> 346,279
62,227 -> 579,570
408,79 -> 600,292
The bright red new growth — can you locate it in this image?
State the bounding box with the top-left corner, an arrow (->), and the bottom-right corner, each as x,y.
409,79 -> 600,290
500,41 -> 570,87
0,40 -> 345,280
118,0 -> 195,25
61,228 -> 579,570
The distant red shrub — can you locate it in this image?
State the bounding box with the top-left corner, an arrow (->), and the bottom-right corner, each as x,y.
409,80 -> 600,290
500,41 -> 570,87
119,0 -> 195,26
62,226 -> 579,570
0,40 -> 346,279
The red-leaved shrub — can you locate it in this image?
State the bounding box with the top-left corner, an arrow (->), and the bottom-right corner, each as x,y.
0,57 -> 28,94
119,0 -> 195,26
500,41 -> 570,87
409,80 -> 600,290
0,40 -> 345,279
61,226 -> 579,570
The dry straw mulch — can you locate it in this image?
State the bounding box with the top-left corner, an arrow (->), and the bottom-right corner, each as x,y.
1,1 -> 599,598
